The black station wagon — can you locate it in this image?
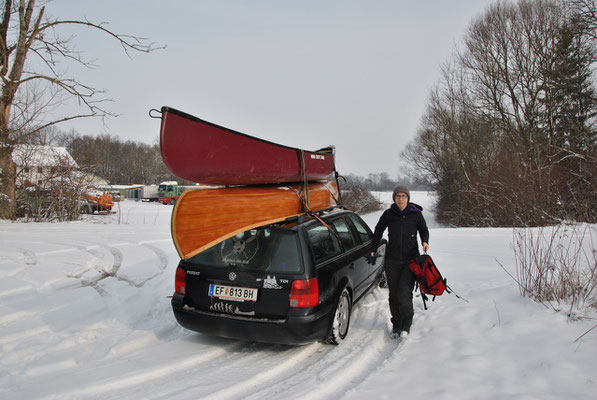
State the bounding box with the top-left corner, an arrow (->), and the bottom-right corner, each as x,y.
171,208 -> 386,345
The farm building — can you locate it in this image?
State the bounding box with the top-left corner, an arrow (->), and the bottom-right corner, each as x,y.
12,145 -> 107,188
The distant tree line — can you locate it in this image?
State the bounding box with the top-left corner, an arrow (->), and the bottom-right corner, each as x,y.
339,172 -> 429,215
66,134 -> 176,185
341,172 -> 429,192
403,0 -> 597,227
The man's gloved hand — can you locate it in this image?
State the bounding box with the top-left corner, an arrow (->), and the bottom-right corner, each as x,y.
364,252 -> 379,265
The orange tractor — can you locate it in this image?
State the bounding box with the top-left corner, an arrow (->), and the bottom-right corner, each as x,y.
82,190 -> 114,214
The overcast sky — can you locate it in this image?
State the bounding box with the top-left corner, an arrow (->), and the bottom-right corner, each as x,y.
42,0 -> 496,177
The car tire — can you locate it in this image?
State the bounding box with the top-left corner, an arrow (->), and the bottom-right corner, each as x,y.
376,242 -> 387,288
379,271 -> 388,288
325,288 -> 351,345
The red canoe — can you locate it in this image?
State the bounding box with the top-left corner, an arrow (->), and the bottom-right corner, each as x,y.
158,107 -> 336,185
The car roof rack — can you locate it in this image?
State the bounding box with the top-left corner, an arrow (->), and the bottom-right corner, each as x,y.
279,204 -> 347,226
291,205 -> 346,224
250,204 -> 347,230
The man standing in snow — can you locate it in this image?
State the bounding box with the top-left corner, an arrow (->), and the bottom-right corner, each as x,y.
368,185 -> 429,339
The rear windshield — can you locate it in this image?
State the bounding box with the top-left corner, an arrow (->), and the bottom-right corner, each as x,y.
187,227 -> 302,274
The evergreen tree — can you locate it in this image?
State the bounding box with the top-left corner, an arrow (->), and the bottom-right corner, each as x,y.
546,19 -> 597,154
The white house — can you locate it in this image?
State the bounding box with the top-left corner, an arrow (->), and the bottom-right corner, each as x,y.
13,145 -> 77,187
12,144 -> 80,187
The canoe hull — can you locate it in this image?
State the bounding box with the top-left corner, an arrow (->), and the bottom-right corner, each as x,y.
171,181 -> 339,259
160,107 -> 336,185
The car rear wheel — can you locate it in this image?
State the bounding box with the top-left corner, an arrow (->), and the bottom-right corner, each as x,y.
325,288 -> 351,345
377,242 -> 388,288
378,271 -> 388,288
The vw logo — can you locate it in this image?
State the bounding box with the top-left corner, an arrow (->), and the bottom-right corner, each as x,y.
228,272 -> 237,281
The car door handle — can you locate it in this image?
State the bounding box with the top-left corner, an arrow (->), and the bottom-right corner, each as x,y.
349,263 -> 355,269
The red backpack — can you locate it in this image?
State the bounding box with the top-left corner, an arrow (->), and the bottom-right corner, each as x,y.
408,254 -> 451,309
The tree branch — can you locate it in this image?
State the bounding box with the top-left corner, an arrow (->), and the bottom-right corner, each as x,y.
37,18 -> 165,58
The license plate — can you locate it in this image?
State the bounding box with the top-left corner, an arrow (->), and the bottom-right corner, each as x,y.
208,284 -> 258,302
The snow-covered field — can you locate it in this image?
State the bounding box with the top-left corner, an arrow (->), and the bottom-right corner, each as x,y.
1,192 -> 595,399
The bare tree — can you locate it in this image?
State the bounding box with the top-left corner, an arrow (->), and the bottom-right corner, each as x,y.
404,0 -> 597,226
0,0 -> 161,219
403,59 -> 500,225
64,133 -> 174,185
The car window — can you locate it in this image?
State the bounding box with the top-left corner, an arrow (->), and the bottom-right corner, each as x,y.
307,224 -> 342,264
348,214 -> 372,243
187,227 -> 302,274
331,217 -> 357,251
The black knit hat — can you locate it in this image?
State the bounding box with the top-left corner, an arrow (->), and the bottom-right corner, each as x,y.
392,185 -> 410,201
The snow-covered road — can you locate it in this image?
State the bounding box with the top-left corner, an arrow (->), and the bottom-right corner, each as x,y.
1,194 -> 595,399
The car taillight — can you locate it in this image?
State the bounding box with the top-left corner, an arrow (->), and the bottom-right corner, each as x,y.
289,277 -> 319,308
175,267 -> 186,294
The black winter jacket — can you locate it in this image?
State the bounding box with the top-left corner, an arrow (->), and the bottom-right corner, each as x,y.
370,202 -> 429,263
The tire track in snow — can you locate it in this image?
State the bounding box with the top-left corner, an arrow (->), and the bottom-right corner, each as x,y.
152,341 -> 315,399
276,291 -> 399,400
77,239 -> 169,289
0,310 -> 36,325
0,325 -> 51,347
300,332 -> 404,400
74,244 -> 123,296
1,248 -> 38,277
22,235 -> 171,290
188,288 -> 399,400
20,238 -> 118,289
44,342 -> 241,400
271,289 -> 396,400
80,243 -> 123,277
196,343 -> 325,400
138,241 -> 169,272
65,238 -> 165,291
17,248 -> 37,266
112,241 -> 170,288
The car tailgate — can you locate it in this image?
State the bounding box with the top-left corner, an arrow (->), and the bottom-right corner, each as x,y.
183,265 -> 293,319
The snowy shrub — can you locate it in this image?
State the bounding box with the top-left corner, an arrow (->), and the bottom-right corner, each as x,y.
341,185 -> 383,214
506,224 -> 597,318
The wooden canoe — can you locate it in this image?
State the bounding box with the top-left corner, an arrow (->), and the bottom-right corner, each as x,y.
171,181 -> 339,259
159,107 -> 336,185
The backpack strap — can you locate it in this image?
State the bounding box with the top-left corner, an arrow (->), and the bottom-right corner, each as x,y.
414,280 -> 429,310
421,292 -> 428,310
446,284 -> 469,303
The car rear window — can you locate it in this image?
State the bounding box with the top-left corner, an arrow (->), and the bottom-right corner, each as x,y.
187,227 -> 302,274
